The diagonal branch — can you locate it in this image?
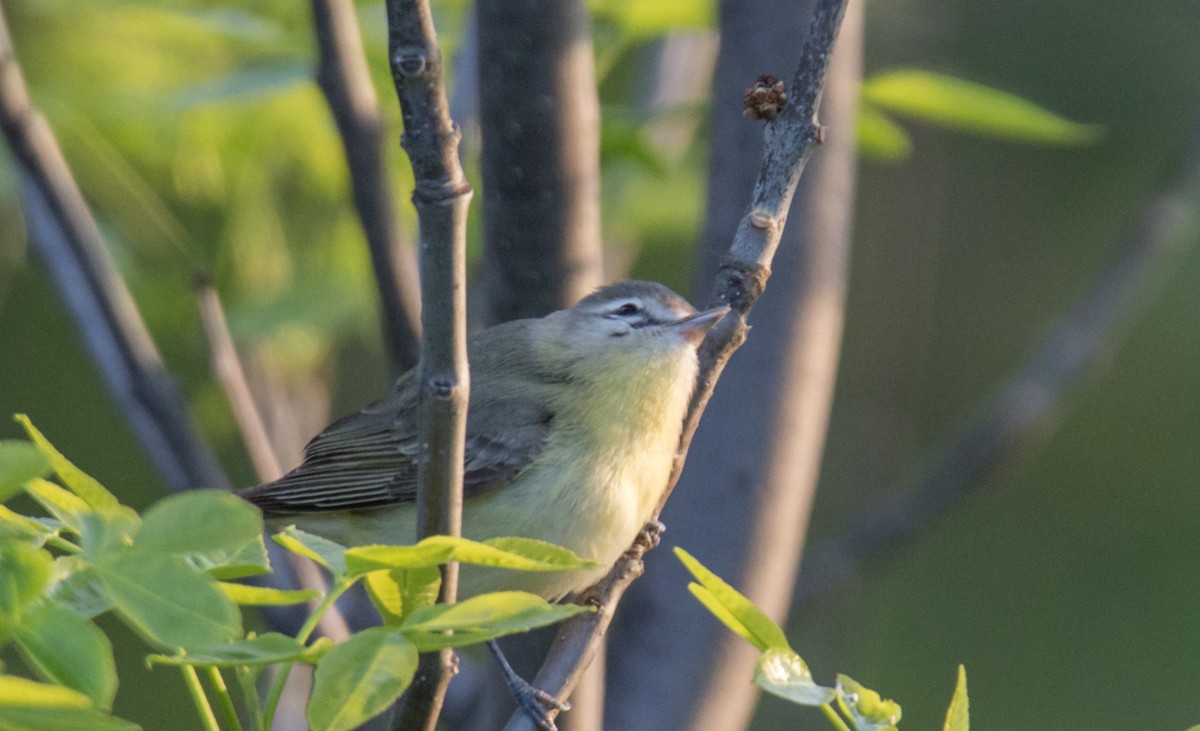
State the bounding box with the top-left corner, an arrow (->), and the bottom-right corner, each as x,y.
503,1 -> 852,727
795,124 -> 1200,607
384,1 -> 473,728
0,3 -> 226,493
311,0 -> 422,376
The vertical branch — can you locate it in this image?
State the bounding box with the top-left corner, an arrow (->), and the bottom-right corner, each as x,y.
311,0 -> 422,376
476,0 -> 604,323
0,3 -> 226,492
503,1 -> 852,728
385,1 -> 472,729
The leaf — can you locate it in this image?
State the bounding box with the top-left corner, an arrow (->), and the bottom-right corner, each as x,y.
0,674 -> 139,730
95,549 -> 241,649
306,628 -> 418,731
857,103 -> 913,162
399,591 -> 592,651
49,559 -> 112,618
862,69 -> 1104,145
0,506 -> 57,547
147,633 -> 311,667
217,582 -> 319,606
0,442 -> 49,503
837,674 -> 902,731
0,541 -> 54,623
23,481 -> 138,559
345,535 -> 597,577
753,648 -> 837,707
943,665 -> 969,731
675,547 -> 789,652
14,416 -> 119,510
12,603 -> 117,710
590,0 -> 714,36
273,527 -> 346,576
23,480 -> 90,536
136,490 -> 263,555
364,567 -> 440,625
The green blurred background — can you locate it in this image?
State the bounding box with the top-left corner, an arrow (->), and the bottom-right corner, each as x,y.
1,0 -> 1199,728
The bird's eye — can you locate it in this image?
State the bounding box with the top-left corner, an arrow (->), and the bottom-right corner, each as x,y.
614,303 -> 640,317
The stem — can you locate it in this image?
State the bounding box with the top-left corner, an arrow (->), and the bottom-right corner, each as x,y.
236,667 -> 264,731
181,665 -> 221,731
44,535 -> 81,554
820,703 -> 852,731
261,578 -> 355,728
204,667 -> 243,731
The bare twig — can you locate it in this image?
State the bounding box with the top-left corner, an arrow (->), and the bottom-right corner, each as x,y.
608,0 -> 863,726
311,0 -> 422,376
503,1 -> 852,727
384,1 -> 472,728
795,125 -> 1200,607
0,3 -> 226,492
476,0 -> 604,324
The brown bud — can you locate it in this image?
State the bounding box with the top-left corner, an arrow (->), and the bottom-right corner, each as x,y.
743,74 -> 787,121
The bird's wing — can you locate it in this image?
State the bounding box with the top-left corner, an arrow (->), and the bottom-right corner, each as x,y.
238,333 -> 554,515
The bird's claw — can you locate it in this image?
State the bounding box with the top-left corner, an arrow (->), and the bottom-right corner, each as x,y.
636,519 -> 666,550
507,674 -> 570,731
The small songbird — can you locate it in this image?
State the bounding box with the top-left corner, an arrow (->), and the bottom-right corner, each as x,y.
238,280 -> 727,601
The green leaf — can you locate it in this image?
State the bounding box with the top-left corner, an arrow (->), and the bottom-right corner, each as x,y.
752,647 -> 837,707
147,633 -> 312,667
23,480 -> 138,559
590,0 -> 714,36
399,591 -> 592,651
49,559 -> 112,618
0,674 -> 139,730
0,542 -> 54,624
675,547 -> 789,652
943,665 -> 969,731
345,535 -> 597,577
862,69 -> 1104,145
837,674 -> 902,731
0,506 -> 58,547
136,491 -> 267,578
217,582 -> 319,606
0,442 -> 49,503
23,480 -> 89,536
95,549 -> 241,649
306,628 -> 418,731
273,527 -> 346,576
857,103 -> 913,161
12,603 -> 117,710
14,416 -> 120,510
364,567 -> 440,625
136,490 -> 263,555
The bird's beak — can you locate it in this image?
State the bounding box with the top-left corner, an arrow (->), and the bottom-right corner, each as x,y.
670,306 -> 730,346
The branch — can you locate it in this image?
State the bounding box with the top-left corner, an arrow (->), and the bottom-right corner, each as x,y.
476,0 -> 604,324
503,1 -> 852,727
384,1 -> 472,728
310,0 -> 422,376
0,3 -> 226,492
795,124 -> 1200,607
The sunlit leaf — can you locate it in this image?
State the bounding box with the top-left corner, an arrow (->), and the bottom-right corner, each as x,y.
943,665 -> 969,731
0,442 -> 50,503
0,675 -> 139,731
837,674 -> 902,731
345,535 -> 596,577
12,603 -> 117,710
363,567 -> 440,625
590,0 -> 714,36
273,527 -> 346,577
0,506 -> 58,546
857,103 -> 912,161
862,69 -> 1103,145
14,416 -> 119,510
675,547 -> 789,652
0,541 -> 54,625
306,628 -> 418,731
399,591 -> 592,651
217,582 -> 318,606
753,647 -> 837,707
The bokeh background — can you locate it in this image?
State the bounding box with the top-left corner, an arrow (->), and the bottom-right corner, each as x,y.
2,0 -> 1199,728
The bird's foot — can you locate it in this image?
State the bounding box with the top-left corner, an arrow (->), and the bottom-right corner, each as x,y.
635,519 -> 666,551
488,640 -> 569,731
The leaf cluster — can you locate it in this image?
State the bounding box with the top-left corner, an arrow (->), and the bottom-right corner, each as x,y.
0,416 -> 596,731
676,548 -> 968,731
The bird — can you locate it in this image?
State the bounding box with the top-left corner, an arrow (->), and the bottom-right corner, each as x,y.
239,280 -> 726,600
